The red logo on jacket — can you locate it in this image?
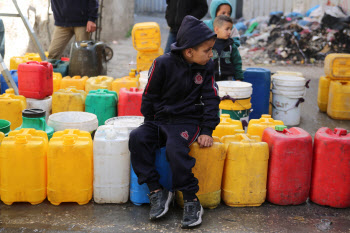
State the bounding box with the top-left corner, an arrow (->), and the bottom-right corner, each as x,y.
194,73 -> 203,84
181,131 -> 189,140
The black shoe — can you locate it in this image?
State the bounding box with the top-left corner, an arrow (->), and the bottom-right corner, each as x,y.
181,200 -> 204,228
148,188 -> 174,220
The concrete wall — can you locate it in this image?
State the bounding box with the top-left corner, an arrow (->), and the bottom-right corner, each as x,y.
1,0 -> 134,67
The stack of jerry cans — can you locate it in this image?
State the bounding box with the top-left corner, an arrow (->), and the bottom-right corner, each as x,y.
0,129 -> 48,205
132,22 -> 163,72
318,53 -> 350,119
47,129 -> 93,205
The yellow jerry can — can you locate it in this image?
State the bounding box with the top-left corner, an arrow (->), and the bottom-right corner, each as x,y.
112,71 -> 139,95
136,48 -> 163,72
0,128 -> 48,205
213,115 -> 243,138
60,76 -> 88,91
176,142 -> 226,209
247,114 -> 284,139
53,72 -> 62,93
212,136 -> 221,143
52,87 -> 86,113
47,129 -> 93,205
327,80 -> 350,120
317,76 -> 331,112
222,133 -> 269,207
222,133 -> 261,151
324,53 -> 350,80
0,89 -> 26,130
132,22 -> 161,51
85,76 -> 114,94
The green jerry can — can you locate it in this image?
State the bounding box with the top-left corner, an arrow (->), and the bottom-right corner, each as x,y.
69,41 -> 107,77
85,89 -> 118,126
16,109 -> 55,139
48,59 -> 69,77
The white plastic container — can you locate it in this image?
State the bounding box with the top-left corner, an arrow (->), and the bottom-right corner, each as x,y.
271,75 -> 306,126
48,111 -> 98,133
216,81 -> 253,98
139,71 -> 149,90
26,96 -> 52,122
93,125 -> 130,204
105,116 -> 144,134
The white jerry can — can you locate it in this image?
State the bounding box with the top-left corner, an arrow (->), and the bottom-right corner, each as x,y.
93,125 -> 130,204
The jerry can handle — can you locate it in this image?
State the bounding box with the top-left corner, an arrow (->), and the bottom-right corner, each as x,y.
39,118 -> 46,131
334,128 -> 347,136
220,95 -> 236,103
305,80 -> 311,88
26,61 -> 40,65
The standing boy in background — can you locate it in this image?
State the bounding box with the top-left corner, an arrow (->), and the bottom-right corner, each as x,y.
129,16 -> 220,228
212,15 -> 243,81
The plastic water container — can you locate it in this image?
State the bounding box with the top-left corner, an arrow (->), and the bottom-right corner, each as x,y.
310,128 -> 350,208
317,76 -> 330,112
105,116 -> 144,133
272,75 -> 306,126
327,80 -> 350,120
0,70 -> 18,94
112,71 -> 139,95
222,134 -> 269,207
262,126 -> 313,205
0,128 -> 48,205
247,114 -> 284,139
243,68 -> 271,119
52,87 -> 86,113
324,53 -> 350,80
48,112 -> 98,133
0,119 -> 11,136
10,52 -> 48,70
60,75 -> 88,91
222,132 -> 260,150
0,89 -> 26,130
17,61 -> 53,99
217,81 -> 252,127
53,72 -> 62,93
93,125 -> 130,204
48,129 -> 93,205
16,109 -> 54,139
69,41 -> 107,77
26,96 -> 52,122
86,89 -> 117,126
85,76 -> 114,94
132,22 -> 161,51
176,142 -> 226,209
136,48 -> 163,72
139,71 -> 149,90
118,87 -> 143,116
212,114 -> 243,138
48,59 -> 69,77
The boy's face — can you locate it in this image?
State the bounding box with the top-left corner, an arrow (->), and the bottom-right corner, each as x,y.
214,22 -> 233,40
183,39 -> 215,66
216,4 -> 231,17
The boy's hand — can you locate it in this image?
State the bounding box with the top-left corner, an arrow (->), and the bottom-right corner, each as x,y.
197,135 -> 213,148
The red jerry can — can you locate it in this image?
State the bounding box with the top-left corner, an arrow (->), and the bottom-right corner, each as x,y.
262,126 -> 313,205
310,128 -> 350,208
118,87 -> 143,116
18,61 -> 53,99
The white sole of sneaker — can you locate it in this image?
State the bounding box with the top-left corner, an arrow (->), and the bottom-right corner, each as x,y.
156,191 -> 174,219
188,206 -> 204,227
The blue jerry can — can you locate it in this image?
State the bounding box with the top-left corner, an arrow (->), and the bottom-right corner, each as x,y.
130,147 -> 172,205
243,68 -> 271,119
0,70 -> 18,94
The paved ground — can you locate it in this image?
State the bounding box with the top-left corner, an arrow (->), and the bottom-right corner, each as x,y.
0,14 -> 349,233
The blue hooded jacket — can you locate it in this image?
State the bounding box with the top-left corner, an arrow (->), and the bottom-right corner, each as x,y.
203,0 -> 240,47
141,16 -> 220,136
51,0 -> 99,27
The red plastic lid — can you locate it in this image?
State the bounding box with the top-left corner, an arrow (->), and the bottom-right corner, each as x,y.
334,128 -> 347,136
61,57 -> 70,61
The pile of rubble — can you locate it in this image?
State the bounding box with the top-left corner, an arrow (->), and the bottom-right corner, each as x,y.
237,5 -> 350,65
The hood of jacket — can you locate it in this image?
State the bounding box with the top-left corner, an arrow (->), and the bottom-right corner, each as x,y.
204,0 -> 233,30
171,15 -> 216,51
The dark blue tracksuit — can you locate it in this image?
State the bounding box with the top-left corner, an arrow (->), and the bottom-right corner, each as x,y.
129,16 -> 220,201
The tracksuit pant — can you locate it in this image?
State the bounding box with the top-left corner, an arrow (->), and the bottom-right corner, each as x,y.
129,121 -> 200,201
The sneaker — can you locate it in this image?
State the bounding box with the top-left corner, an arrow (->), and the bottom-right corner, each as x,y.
181,200 -> 204,228
148,188 -> 174,220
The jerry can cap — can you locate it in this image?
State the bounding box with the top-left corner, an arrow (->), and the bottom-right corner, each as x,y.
22,109 -> 46,118
275,125 -> 287,131
334,128 -> 347,136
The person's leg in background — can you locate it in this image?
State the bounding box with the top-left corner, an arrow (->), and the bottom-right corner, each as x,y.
164,30 -> 177,54
74,26 -> 90,42
48,26 -> 74,59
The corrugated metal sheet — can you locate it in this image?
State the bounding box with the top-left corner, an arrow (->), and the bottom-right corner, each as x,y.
135,0 -> 167,13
